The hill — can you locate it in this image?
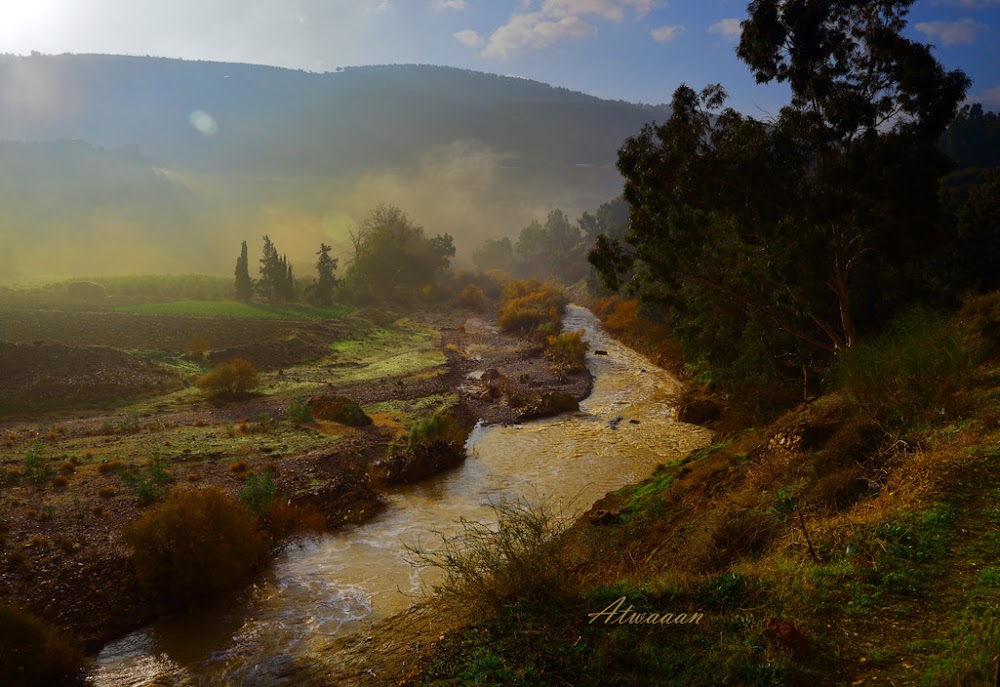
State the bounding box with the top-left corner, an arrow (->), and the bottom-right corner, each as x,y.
0,55 -> 666,280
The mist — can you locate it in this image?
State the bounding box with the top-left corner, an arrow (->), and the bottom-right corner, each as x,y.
0,140 -> 623,283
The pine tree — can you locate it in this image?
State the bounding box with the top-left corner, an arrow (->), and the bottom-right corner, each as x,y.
234,240 -> 253,302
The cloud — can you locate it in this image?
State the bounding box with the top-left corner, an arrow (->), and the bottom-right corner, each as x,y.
431,0 -> 466,10
542,0 -> 655,21
479,0 -> 659,58
915,18 -> 989,45
976,85 -> 1000,106
709,18 -> 741,39
453,29 -> 484,48
650,25 -> 684,43
482,12 -> 596,59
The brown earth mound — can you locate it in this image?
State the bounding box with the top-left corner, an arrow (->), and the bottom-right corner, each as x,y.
0,342 -> 181,417
308,395 -> 373,427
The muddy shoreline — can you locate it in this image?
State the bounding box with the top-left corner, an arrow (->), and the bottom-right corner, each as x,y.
0,307 -> 593,656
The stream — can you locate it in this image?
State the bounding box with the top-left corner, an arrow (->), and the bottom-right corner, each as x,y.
86,305 -> 712,686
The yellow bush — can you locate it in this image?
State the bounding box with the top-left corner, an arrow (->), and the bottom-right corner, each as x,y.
459,283 -> 488,311
547,330 -> 589,371
124,488 -> 265,605
497,282 -> 567,336
196,358 -> 260,398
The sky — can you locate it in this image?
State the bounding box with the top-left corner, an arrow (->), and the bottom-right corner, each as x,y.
1,0 -> 998,115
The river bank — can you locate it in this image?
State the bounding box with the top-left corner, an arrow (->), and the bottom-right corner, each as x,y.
0,305 -> 594,662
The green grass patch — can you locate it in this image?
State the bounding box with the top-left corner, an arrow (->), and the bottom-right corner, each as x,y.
917,607 -> 999,686
114,301 -> 353,320
328,321 -> 445,383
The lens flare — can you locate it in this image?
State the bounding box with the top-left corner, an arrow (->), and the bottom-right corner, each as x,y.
189,110 -> 219,136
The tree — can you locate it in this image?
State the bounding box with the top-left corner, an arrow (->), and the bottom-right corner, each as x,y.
346,204 -> 455,302
311,243 -> 338,306
234,240 -> 253,302
591,0 -> 970,407
257,236 -> 295,303
514,209 -> 584,282
472,237 -> 514,273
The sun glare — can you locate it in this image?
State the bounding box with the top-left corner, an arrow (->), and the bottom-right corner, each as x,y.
0,0 -> 58,42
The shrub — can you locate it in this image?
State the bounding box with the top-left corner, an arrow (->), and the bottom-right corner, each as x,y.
836,307 -> 974,429
458,283 -> 488,311
261,500 -> 327,541
0,603 -> 83,687
22,443 -> 53,486
123,488 -> 265,606
547,330 -> 589,371
406,497 -> 571,617
286,397 -> 314,423
497,280 -> 567,337
196,358 -> 260,398
239,470 -> 277,516
185,335 -> 210,361
406,412 -> 465,451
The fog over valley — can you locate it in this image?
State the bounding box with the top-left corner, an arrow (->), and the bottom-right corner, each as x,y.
0,55 -> 663,279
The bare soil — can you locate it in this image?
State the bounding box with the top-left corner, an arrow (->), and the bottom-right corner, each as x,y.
0,306 -> 593,655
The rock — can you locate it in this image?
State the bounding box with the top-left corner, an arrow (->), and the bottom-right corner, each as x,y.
375,441 -> 465,485
520,392 -> 579,420
677,395 -> 723,425
594,350 -> 609,356
589,509 -> 622,526
608,416 -> 624,429
481,368 -> 502,381
629,419 -> 640,425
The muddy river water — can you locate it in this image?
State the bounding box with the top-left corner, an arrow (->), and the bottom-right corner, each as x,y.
87,305 -> 712,686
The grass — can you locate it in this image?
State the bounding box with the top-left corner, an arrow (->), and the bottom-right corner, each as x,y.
114,300 -> 354,321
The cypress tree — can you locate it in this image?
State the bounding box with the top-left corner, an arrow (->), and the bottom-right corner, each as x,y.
234,241 -> 253,302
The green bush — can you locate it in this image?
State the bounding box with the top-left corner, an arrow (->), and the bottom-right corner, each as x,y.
196,358 -> 260,398
123,488 -> 265,606
22,443 -> 53,486
0,603 -> 82,687
286,397 -> 314,423
836,308 -> 975,429
240,470 -> 277,516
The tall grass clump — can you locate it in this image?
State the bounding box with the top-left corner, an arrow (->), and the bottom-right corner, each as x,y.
0,604 -> 82,687
406,497 -> 572,617
836,307 -> 975,430
123,488 -> 265,606
117,449 -> 171,505
196,358 -> 260,398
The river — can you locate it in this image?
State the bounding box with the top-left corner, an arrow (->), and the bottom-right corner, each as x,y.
87,305 -> 712,686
